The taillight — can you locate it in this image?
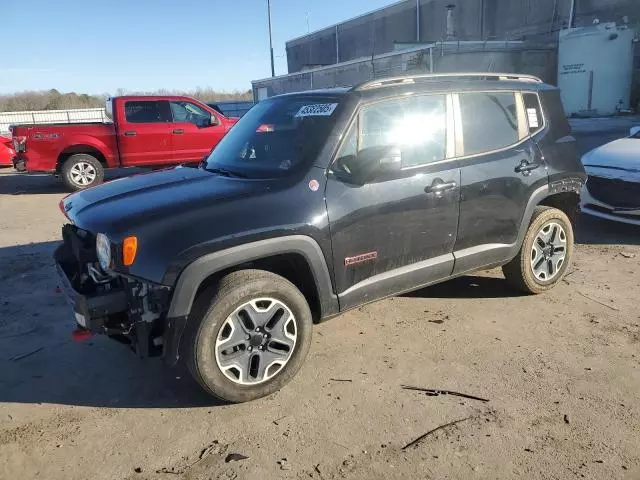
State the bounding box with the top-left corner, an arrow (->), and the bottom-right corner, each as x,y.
13,136 -> 26,152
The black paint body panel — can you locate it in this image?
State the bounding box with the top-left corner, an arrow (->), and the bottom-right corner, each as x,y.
58,80 -> 585,336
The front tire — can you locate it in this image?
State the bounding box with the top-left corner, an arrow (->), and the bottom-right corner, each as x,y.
61,154 -> 104,191
186,270 -> 313,403
503,206 -> 574,294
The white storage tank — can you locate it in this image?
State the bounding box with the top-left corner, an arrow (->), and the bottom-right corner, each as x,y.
558,22 -> 635,116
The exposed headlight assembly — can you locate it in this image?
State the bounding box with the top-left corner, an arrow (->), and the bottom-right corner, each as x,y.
96,233 -> 112,271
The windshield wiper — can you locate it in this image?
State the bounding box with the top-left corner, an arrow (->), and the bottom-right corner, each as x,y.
203,166 -> 247,178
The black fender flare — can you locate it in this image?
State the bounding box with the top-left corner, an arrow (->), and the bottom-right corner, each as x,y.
511,180 -> 581,260
514,184 -> 552,252
163,235 -> 339,365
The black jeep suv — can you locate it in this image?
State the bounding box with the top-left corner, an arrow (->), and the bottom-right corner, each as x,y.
55,73 -> 586,402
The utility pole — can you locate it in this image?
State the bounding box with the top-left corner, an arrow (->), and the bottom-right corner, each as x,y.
568,0 -> 576,28
416,0 -> 420,42
268,0 -> 275,77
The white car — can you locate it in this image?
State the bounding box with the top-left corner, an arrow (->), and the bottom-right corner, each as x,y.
580,126 -> 640,225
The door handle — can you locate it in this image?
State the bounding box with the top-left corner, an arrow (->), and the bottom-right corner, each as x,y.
172,129 -> 184,134
515,159 -> 541,174
424,179 -> 457,194
124,131 -> 136,137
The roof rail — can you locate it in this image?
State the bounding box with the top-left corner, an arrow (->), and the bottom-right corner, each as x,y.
354,72 -> 544,91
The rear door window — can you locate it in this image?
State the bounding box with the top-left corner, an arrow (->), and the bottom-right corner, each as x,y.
459,92 -> 519,156
124,101 -> 170,123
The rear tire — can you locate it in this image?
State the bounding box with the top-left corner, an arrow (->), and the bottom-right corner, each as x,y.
61,154 -> 104,191
503,206 -> 574,294
185,270 -> 313,403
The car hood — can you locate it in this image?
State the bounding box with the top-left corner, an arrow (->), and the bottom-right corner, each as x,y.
582,138 -> 640,181
62,167 -> 272,236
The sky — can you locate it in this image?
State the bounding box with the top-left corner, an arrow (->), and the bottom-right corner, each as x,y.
0,0 -> 396,95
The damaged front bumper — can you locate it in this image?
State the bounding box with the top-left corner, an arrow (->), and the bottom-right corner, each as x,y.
54,225 -> 181,361
54,255 -> 128,331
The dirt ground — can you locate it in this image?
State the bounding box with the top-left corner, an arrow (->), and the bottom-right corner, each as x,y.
1,126 -> 639,479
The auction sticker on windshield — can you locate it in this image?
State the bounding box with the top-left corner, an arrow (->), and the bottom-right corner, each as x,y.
295,103 -> 338,117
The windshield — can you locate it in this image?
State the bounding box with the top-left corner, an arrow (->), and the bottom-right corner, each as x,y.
631,129 -> 640,139
203,96 -> 342,178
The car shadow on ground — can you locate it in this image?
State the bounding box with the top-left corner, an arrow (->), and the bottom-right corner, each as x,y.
0,168 -> 148,195
576,213 -> 640,246
0,241 -> 222,409
404,275 -> 523,300
1,211 -> 637,409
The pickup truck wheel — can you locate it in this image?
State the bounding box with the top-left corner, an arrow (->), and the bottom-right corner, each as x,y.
186,270 -> 313,403
61,154 -> 104,191
503,206 -> 574,294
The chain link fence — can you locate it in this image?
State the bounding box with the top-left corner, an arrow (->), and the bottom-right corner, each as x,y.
253,41 -> 557,100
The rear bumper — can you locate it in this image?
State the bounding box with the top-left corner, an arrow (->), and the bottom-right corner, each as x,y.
12,156 -> 26,171
580,187 -> 640,226
15,153 -> 55,173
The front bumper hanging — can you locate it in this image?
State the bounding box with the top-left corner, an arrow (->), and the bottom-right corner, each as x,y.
54,226 -> 171,358
54,244 -> 129,333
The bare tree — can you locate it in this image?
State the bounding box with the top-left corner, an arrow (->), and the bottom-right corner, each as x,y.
0,88 -> 253,112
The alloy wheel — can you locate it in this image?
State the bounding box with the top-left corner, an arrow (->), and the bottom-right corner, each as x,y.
69,161 -> 97,186
530,221 -> 567,281
215,298 -> 297,385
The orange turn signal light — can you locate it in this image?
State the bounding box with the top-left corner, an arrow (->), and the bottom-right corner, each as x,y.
122,236 -> 138,266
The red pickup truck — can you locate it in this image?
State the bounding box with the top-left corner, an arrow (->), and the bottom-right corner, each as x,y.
11,95 -> 239,190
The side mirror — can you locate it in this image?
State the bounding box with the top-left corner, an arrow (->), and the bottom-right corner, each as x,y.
377,145 -> 402,173
630,126 -> 640,137
355,145 -> 402,183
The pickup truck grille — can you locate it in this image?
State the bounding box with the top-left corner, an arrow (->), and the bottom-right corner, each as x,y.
586,176 -> 640,209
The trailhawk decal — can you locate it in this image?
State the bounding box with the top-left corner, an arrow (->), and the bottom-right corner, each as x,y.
295,103 -> 338,118
344,251 -> 378,266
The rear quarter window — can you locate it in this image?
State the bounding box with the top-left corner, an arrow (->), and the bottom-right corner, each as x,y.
539,90 -> 571,138
523,93 -> 544,135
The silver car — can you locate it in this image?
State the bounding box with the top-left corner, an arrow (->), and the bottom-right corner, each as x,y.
581,126 -> 640,226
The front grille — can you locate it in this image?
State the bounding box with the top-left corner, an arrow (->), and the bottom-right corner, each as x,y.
586,176 -> 640,209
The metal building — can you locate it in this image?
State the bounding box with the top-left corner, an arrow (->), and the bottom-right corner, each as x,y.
253,0 -> 640,109
285,0 -> 640,73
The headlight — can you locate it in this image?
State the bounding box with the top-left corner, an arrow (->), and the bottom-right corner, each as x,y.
96,233 -> 112,270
